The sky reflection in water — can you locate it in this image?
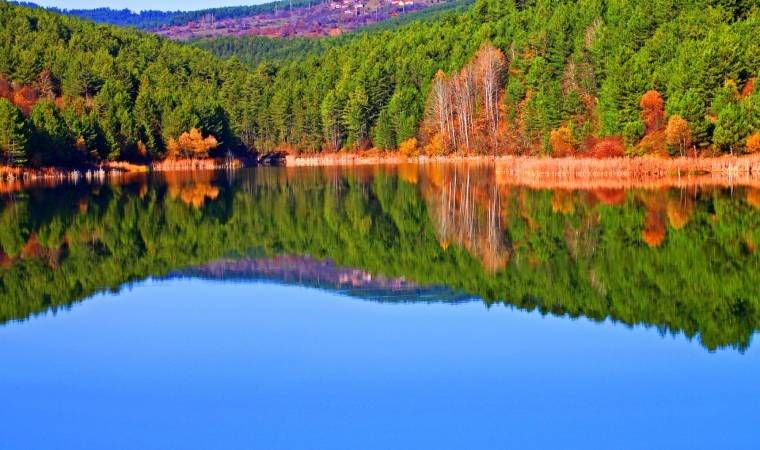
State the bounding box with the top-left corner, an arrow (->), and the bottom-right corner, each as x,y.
1,279 -> 759,450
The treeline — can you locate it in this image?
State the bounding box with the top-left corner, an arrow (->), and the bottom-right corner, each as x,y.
1,169 -> 758,350
11,1 -> 319,29
166,0 -> 316,27
341,0 -> 474,34
11,2 -> 181,29
193,36 -> 332,69
1,1 -> 759,168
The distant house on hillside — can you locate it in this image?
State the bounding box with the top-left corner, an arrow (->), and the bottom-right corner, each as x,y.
391,0 -> 414,7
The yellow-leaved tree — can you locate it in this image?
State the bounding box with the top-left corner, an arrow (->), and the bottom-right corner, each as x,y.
166,128 -> 218,159
665,115 -> 692,156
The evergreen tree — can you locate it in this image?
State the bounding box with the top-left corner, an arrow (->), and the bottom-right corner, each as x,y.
320,91 -> 343,150
29,100 -> 70,165
372,108 -> 396,150
714,103 -> 750,154
343,87 -> 370,148
0,98 -> 27,166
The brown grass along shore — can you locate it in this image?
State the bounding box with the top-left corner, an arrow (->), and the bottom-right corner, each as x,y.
3,153 -> 760,192
493,154 -> 760,190
0,158 -> 243,183
287,152 -> 760,186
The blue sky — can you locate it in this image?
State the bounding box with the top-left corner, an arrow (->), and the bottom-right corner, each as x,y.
29,1 -> 262,11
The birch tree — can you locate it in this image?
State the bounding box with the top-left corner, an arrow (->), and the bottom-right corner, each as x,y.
453,65 -> 475,151
427,70 -> 456,151
475,43 -> 507,149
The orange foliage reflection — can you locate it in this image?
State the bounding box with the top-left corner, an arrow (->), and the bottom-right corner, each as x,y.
643,209 -> 666,247
666,198 -> 693,230
164,172 -> 220,208
747,188 -> 760,209
592,188 -> 626,205
551,190 -> 575,214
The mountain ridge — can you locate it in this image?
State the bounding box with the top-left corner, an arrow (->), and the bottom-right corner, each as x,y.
11,0 -> 465,39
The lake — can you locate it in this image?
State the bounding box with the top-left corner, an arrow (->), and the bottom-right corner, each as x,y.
1,165 -> 759,449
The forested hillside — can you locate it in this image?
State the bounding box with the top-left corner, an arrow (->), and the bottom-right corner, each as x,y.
42,6 -> 175,29
0,1 -> 759,169
14,0 -> 463,40
196,0 -> 760,156
13,1 -> 315,29
152,0 -> 463,41
0,2 -> 256,166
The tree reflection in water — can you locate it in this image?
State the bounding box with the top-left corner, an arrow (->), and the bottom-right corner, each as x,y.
0,164 -> 758,351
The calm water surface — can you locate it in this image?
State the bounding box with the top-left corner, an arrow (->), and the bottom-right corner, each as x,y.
1,165 -> 758,449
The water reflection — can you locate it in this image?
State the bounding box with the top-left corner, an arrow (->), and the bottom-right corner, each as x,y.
0,165 -> 758,351
421,164 -> 509,272
178,255 -> 472,303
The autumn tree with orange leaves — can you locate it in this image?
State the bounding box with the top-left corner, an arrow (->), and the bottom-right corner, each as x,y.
747,133 -> 760,154
640,90 -> 665,133
549,126 -> 575,157
665,115 -> 692,156
166,128 -> 218,159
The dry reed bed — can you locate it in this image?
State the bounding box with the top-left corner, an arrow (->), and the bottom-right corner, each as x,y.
286,153 -> 498,167
494,155 -> 760,190
0,169 -> 149,193
288,153 -> 760,172
4,154 -> 760,193
151,158 -> 243,172
0,166 -> 110,183
0,158 -> 242,193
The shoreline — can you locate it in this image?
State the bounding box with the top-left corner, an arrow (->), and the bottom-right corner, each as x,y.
285,152 -> 760,172
3,154 -> 760,192
491,154 -> 760,190
284,153 -> 499,167
287,152 -> 760,190
0,157 -> 245,183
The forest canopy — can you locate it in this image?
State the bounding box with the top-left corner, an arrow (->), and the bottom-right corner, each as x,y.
0,0 -> 759,168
